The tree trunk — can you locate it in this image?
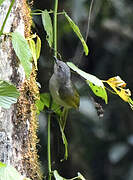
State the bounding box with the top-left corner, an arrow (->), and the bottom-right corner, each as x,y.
0,0 -> 42,179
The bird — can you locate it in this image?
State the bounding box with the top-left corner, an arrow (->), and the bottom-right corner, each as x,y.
49,57 -> 80,110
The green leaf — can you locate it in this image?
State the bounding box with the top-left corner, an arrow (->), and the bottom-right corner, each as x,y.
36,93 -> 62,115
0,0 -> 5,6
0,165 -> 23,180
40,93 -> 62,115
0,81 -> 20,109
36,35 -> 41,60
64,12 -> 89,56
35,99 -> 45,114
86,81 -> 107,104
67,62 -> 108,103
42,10 -> 53,48
0,162 -> 6,168
128,97 -> 133,110
11,32 -> 32,78
58,118 -> 68,160
40,93 -> 51,108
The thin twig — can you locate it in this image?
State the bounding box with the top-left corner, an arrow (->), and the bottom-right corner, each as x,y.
0,0 -> 15,36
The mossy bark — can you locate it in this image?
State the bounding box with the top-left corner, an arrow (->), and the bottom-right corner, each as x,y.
0,0 -> 42,179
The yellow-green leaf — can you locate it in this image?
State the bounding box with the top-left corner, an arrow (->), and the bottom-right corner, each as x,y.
129,97 -> 133,110
29,39 -> 36,60
36,35 -> 41,60
106,76 -> 131,102
64,12 -> 89,56
28,39 -> 37,69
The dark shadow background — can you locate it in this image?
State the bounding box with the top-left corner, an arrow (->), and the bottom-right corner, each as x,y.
31,0 -> 133,180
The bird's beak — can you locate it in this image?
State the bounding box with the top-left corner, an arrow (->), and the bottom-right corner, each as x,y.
53,56 -> 58,64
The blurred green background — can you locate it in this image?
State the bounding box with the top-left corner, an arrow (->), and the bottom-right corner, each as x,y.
32,0 -> 133,179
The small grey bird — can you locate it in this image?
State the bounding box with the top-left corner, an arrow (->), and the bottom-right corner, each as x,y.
49,57 -> 80,109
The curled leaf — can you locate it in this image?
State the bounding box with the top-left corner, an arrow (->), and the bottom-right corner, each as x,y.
36,35 -> 41,60
105,76 -> 133,110
106,76 -> 131,102
28,34 -> 41,70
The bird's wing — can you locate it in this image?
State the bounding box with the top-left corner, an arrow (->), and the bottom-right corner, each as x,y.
59,83 -> 80,109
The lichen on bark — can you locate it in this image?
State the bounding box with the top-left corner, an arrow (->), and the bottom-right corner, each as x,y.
0,0 -> 42,179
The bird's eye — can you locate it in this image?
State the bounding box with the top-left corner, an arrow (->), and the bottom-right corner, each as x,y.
58,65 -> 61,69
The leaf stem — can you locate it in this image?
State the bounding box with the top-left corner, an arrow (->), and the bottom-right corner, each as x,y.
48,114 -> 52,180
31,11 -> 64,16
0,0 -> 15,37
31,10 -> 53,16
53,0 -> 58,57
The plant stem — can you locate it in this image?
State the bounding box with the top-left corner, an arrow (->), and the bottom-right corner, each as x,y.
48,114 -> 51,180
47,1 -> 58,179
53,0 -> 58,57
0,0 -> 15,36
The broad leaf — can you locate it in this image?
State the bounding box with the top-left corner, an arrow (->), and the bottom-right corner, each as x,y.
64,12 -> 89,56
67,62 -> 107,103
86,81 -> 107,104
0,165 -> 22,180
0,81 -> 19,109
42,10 -> 53,47
12,32 -> 32,78
35,99 -> 45,114
36,93 -> 61,115
40,93 -> 51,108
